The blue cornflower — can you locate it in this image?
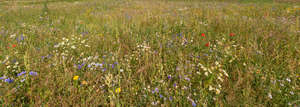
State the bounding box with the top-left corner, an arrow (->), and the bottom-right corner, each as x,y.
20,34 -> 24,41
0,76 -> 5,80
192,101 -> 197,107
155,88 -> 159,93
159,94 -> 164,98
20,78 -> 26,82
95,63 -> 103,67
5,78 -> 13,83
168,75 -> 172,79
17,71 -> 26,77
169,96 -> 173,101
78,63 -> 85,69
29,71 -> 38,76
102,68 -> 106,72
185,77 -> 190,81
173,83 -> 177,87
152,90 -> 155,94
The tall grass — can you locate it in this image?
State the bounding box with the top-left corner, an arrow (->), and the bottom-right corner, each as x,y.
0,0 -> 299,106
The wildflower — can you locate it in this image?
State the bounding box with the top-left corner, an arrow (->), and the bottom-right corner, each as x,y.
185,77 -> 190,81
73,75 -> 79,80
169,96 -> 173,101
151,101 -> 158,105
205,42 -> 209,47
29,71 -> 38,76
120,69 -> 124,72
95,63 -> 103,67
17,71 -> 26,77
201,33 -> 205,37
77,63 -> 85,69
168,75 -> 172,79
209,85 -> 214,91
111,64 -> 115,69
0,76 -> 5,80
20,79 -> 26,82
81,81 -> 88,85
159,94 -> 164,98
290,91 -> 294,95
173,83 -> 177,87
115,87 -> 121,93
71,45 -> 76,49
5,78 -> 13,83
286,78 -> 291,82
192,101 -> 197,107
155,88 -> 159,93
268,92 -> 272,99
12,44 -> 16,48
216,89 -> 221,94
229,33 -> 235,36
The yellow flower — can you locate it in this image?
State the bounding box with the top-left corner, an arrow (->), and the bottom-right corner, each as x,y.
73,75 -> 79,80
81,81 -> 88,85
115,87 -> 121,93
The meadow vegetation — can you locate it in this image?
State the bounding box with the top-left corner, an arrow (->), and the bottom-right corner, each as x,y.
0,0 -> 299,106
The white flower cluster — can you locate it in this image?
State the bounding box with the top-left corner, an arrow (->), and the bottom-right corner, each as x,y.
53,35 -> 90,57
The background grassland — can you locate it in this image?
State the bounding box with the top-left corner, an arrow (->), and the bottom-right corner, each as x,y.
0,0 -> 299,106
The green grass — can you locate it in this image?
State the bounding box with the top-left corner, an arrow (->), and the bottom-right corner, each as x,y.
0,0 -> 299,106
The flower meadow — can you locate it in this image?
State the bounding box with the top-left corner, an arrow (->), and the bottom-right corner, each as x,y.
0,0 -> 299,106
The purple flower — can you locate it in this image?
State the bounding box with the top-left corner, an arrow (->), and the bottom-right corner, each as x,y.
168,75 -> 172,79
0,76 -> 5,80
78,63 -> 85,69
152,88 -> 159,94
169,96 -> 173,101
155,88 -> 159,93
173,83 -> 177,87
17,71 -> 26,77
20,78 -> 26,82
185,77 -> 190,81
95,63 -> 103,67
111,64 -> 115,69
29,71 -> 38,76
102,68 -> 106,72
192,101 -> 197,107
159,94 -> 164,98
20,34 -> 24,41
5,78 -> 13,83
88,64 -> 92,68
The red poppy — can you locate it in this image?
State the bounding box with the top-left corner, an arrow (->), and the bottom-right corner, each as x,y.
12,44 -> 16,48
205,42 -> 209,47
201,33 -> 205,37
230,33 -> 235,36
